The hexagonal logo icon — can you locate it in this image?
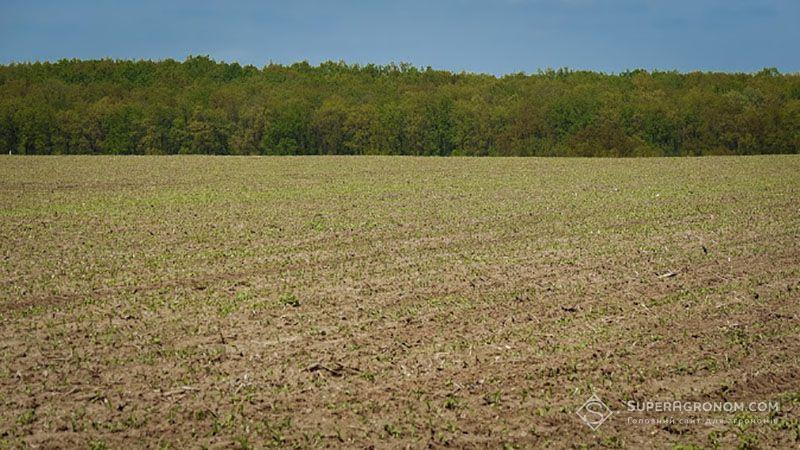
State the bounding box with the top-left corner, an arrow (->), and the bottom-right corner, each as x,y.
575,394 -> 613,431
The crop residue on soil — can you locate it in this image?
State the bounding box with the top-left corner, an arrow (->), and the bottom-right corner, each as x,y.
1,155 -> 799,448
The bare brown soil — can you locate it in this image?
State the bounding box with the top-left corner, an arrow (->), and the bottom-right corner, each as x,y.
1,156 -> 798,449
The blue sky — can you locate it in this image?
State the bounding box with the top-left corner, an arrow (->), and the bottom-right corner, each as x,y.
1,0 -> 798,74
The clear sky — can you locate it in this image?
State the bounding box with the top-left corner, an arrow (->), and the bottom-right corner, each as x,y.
1,0 -> 798,75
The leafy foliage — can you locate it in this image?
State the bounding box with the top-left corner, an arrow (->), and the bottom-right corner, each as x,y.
0,57 -> 798,156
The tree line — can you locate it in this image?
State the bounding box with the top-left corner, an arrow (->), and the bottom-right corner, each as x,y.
1,57 -> 798,156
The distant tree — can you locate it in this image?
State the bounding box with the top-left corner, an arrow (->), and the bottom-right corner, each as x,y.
312,96 -> 349,154
0,57 -> 798,156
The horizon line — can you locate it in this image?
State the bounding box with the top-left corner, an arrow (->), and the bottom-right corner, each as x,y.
1,56 -> 796,78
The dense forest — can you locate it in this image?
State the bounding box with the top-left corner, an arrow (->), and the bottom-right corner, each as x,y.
1,57 -> 798,156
